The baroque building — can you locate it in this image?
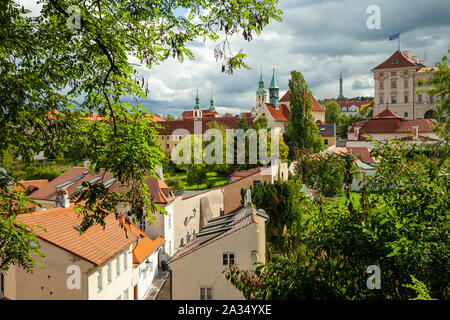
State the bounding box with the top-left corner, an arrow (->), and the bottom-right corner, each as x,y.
372,50 -> 438,120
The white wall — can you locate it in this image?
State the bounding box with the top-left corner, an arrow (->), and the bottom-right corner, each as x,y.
136,250 -> 159,300
87,245 -> 134,300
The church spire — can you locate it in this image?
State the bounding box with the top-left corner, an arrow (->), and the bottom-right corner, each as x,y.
209,89 -> 215,110
269,68 -> 279,109
257,66 -> 267,95
194,88 -> 200,110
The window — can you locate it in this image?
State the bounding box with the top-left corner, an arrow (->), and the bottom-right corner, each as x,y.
404,112 -> 408,117
324,139 -> 329,145
222,253 -> 235,266
116,257 -> 120,276
429,95 -> 434,103
107,263 -> 112,283
253,180 -> 261,187
379,81 -> 384,89
200,287 -> 213,300
380,97 -> 384,104
418,94 -> 422,103
167,213 -> 171,229
251,251 -> 259,263
404,80 -> 409,88
166,144 -> 169,149
0,274 -> 4,298
404,95 -> 409,103
123,253 -> 128,271
391,96 -> 397,104
97,271 -> 102,292
391,80 -> 396,89
391,71 -> 397,76
404,71 -> 409,75
379,72 -> 384,77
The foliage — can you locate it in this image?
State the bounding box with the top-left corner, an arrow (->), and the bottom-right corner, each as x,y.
417,46 -> 450,141
227,141 -> 449,300
358,101 -> 374,119
403,276 -> 436,300
186,165 -> 208,189
0,0 -> 282,273
295,153 -> 345,197
241,180 -> 306,251
166,114 -> 176,121
285,71 -> 324,156
323,100 -> 341,124
336,114 -> 357,139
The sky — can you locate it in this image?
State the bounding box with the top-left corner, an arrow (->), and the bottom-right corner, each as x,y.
19,0 -> 450,117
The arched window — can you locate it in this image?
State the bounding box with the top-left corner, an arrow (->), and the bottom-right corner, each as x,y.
251,251 -> 259,263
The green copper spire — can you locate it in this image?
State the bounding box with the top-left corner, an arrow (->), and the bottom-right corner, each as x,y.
194,88 -> 200,110
209,89 -> 215,110
269,68 -> 279,109
256,66 -> 267,95
269,67 -> 279,89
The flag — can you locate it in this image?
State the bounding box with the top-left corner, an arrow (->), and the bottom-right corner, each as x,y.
389,32 -> 399,41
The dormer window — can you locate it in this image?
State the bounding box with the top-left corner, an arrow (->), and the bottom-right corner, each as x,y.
392,60 -> 399,64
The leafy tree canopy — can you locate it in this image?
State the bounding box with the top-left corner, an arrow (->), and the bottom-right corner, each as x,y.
0,0 -> 282,273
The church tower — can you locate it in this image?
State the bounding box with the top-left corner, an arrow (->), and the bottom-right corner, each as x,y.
209,89 -> 215,111
269,68 -> 279,109
256,67 -> 267,110
193,89 -> 202,119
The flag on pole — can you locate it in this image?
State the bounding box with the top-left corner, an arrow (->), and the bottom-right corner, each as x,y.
389,32 -> 400,41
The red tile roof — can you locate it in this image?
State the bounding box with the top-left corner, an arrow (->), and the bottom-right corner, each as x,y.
129,224 -> 165,264
372,50 -> 419,70
16,207 -> 139,266
372,108 -> 404,119
265,103 -> 290,121
348,109 -> 434,136
182,110 -> 219,120
278,90 -> 324,112
29,167 -> 175,204
229,167 -> 262,178
338,101 -> 372,109
156,117 -> 253,135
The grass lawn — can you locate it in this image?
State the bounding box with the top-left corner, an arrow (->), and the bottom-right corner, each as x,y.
166,171 -> 229,190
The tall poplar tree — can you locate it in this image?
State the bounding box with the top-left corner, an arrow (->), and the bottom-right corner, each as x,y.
285,71 -> 324,155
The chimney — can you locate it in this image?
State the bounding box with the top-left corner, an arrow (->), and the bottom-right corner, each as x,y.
55,189 -> 70,208
412,56 -> 419,63
83,160 -> 90,168
155,165 -> 164,182
402,50 -> 411,59
245,189 -> 252,207
412,125 -> 419,140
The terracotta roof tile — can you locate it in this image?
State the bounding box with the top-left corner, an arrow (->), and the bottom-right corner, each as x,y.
129,224 -> 165,264
16,207 -> 139,266
265,103 -> 290,121
372,50 -> 419,70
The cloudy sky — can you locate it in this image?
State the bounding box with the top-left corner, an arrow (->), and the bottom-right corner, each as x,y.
20,0 -> 450,117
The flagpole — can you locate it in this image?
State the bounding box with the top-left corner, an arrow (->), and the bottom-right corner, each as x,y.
398,33 -> 400,51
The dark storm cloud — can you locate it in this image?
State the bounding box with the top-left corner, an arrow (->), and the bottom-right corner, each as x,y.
124,0 -> 450,116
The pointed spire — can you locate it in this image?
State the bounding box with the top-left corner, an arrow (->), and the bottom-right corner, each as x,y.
269,68 -> 278,89
209,89 -> 215,110
269,68 -> 279,109
257,66 -> 267,95
194,88 -> 200,109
